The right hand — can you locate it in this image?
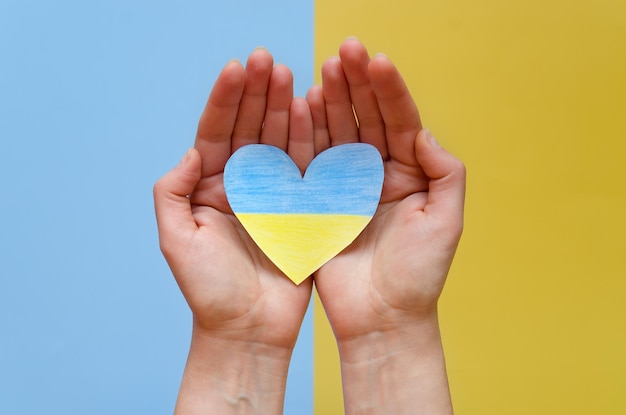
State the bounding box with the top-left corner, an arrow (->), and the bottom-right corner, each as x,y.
154,48 -> 314,350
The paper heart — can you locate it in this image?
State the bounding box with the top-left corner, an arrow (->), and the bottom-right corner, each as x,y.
223,143 -> 384,285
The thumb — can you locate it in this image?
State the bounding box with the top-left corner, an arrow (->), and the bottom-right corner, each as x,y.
414,128 -> 466,233
153,148 -> 202,246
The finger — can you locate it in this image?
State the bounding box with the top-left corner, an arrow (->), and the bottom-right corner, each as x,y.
415,129 -> 466,234
368,53 -> 422,167
287,97 -> 315,174
338,38 -> 388,158
259,64 -> 293,150
231,47 -> 274,151
305,85 -> 330,154
321,56 -> 359,146
153,149 -> 202,252
194,60 -> 246,177
188,173 -> 231,214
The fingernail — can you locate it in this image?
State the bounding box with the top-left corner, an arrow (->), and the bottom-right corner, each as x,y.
254,45 -> 267,51
345,35 -> 359,41
177,148 -> 193,168
424,128 -> 440,148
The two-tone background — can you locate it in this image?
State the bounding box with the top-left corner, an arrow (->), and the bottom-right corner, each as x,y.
1,0 -> 625,413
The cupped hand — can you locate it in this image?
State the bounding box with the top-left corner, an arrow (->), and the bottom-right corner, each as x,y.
308,38 -> 466,342
154,48 -> 314,350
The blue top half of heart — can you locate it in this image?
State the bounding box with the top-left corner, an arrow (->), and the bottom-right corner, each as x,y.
224,143 -> 384,216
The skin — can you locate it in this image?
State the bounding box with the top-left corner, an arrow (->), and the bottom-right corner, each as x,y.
154,47 -> 314,414
153,38 -> 465,414
310,38 -> 465,415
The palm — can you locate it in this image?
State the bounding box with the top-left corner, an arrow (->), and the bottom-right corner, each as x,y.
315,166 -> 446,340
182,206 -> 309,338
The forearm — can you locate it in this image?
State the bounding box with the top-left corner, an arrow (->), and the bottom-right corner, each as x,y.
175,321 -> 293,415
337,313 -> 453,415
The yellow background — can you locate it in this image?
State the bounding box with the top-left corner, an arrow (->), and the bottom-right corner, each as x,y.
313,0 -> 626,413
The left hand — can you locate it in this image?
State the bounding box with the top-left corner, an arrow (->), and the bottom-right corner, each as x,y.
306,37 -> 464,414
308,37 -> 465,343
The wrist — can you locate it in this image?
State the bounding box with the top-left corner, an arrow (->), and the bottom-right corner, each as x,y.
337,312 -> 453,415
174,321 -> 293,415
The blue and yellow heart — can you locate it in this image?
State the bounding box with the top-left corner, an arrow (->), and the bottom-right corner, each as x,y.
224,143 -> 384,285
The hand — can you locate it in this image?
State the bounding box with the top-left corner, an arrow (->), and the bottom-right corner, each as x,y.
308,38 -> 465,414
154,48 -> 314,414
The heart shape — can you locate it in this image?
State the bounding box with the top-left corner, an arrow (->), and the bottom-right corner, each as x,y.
224,143 -> 384,284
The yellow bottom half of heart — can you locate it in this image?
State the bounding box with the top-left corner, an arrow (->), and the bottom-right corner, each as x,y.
235,213 -> 372,285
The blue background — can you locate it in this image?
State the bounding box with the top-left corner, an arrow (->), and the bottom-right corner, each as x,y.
0,1 -> 313,413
